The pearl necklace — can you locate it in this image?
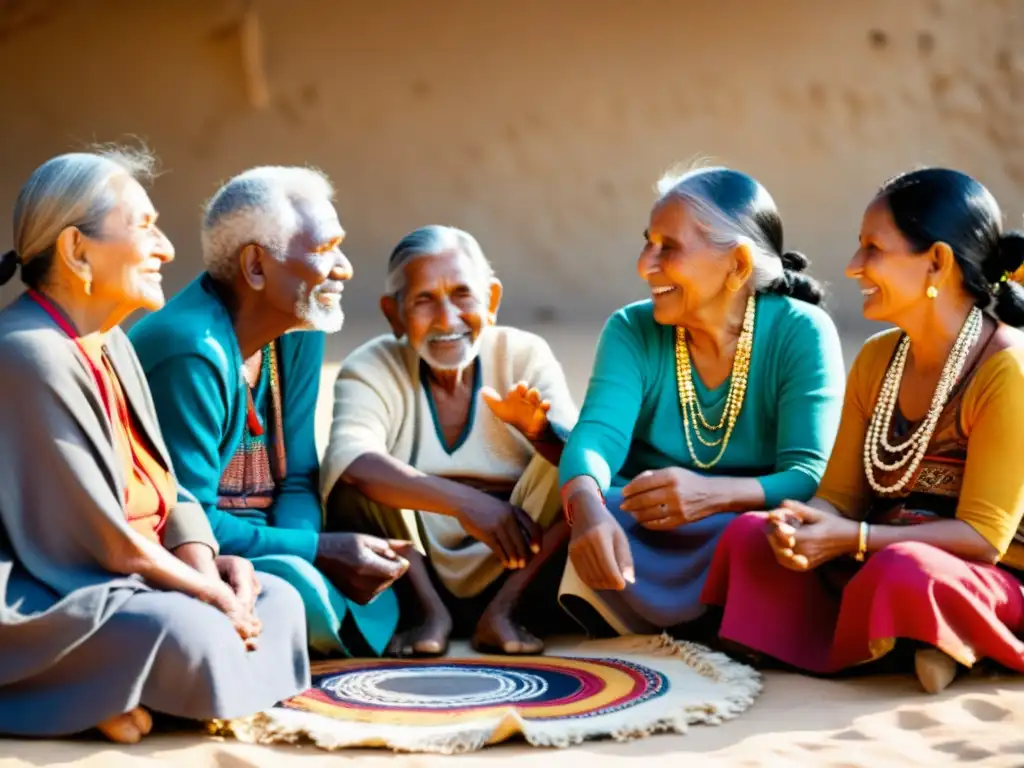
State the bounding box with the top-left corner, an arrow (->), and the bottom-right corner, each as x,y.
862,307 -> 983,494
675,294 -> 756,469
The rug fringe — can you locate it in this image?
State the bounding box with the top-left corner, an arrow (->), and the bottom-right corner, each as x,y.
518,633 -> 762,748
211,634 -> 763,754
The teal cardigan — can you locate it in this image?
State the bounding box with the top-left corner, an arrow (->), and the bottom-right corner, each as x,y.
559,293 -> 845,506
129,274 -> 323,562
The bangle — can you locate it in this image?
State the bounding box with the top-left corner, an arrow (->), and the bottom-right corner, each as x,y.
854,521 -> 869,562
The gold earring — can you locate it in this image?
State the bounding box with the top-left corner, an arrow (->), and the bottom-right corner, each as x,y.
926,285 -> 938,299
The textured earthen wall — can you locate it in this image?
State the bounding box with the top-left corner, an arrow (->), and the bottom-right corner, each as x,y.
1,0 -> 1022,345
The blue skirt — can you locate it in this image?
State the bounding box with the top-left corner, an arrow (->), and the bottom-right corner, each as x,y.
562,490 -> 736,633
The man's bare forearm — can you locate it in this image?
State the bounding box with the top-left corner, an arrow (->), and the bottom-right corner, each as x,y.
342,452 -> 489,516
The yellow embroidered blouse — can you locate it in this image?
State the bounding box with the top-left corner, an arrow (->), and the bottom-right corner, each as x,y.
817,327 -> 1024,570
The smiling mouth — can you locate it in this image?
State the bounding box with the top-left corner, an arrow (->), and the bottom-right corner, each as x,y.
317,292 -> 342,306
651,286 -> 677,297
861,286 -> 879,297
429,333 -> 469,345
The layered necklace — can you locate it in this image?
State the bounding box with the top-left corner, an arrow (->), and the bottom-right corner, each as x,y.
863,306 -> 983,494
675,294 -> 756,469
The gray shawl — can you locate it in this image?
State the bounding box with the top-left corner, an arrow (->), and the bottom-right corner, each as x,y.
0,293 -> 217,686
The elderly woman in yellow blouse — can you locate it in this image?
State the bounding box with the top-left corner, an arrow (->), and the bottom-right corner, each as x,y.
703,168 -> 1024,693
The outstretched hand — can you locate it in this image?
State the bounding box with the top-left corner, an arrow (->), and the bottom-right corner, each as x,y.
481,382 -> 550,440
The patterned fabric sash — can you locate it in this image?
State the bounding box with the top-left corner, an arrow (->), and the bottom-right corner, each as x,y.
217,342 -> 287,510
867,325 -> 995,525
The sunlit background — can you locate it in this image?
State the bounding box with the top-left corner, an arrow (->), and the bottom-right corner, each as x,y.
1,0 -> 1021,444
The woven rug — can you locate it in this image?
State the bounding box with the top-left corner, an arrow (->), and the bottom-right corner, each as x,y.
211,634 -> 762,754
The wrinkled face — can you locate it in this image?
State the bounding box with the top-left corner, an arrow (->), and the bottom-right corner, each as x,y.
397,250 -> 496,371
637,197 -> 735,326
259,197 -> 351,333
848,197 -> 934,323
83,174 -> 174,313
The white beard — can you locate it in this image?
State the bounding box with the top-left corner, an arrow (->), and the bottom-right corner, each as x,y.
294,280 -> 345,334
415,331 -> 484,382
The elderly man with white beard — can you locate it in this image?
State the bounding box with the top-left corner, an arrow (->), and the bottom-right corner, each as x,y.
131,166 -> 406,659
321,225 -> 578,656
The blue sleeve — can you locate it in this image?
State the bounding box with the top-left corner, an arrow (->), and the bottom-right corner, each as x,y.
270,332 -> 325,540
558,310 -> 647,491
145,354 -> 319,561
757,308 -> 846,507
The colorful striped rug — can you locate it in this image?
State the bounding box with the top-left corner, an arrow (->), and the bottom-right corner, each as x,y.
212,634 -> 761,754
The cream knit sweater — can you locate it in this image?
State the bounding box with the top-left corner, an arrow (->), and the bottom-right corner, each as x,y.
321,325 -> 577,503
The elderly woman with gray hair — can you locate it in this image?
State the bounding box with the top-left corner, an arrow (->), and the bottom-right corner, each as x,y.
130,166 -> 405,659
0,148 -> 309,742
559,166 -> 845,637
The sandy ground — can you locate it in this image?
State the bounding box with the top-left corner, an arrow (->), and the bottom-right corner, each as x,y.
5,655 -> 1024,767
6,322 -> 1023,766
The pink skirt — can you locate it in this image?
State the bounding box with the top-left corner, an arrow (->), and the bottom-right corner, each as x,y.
700,512 -> 1024,674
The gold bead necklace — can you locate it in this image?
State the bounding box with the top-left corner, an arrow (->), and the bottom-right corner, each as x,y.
675,294 -> 756,469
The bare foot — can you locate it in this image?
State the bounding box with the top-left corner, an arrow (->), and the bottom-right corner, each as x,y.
915,648 -> 958,694
472,608 -> 544,655
97,707 -> 153,744
388,609 -> 453,658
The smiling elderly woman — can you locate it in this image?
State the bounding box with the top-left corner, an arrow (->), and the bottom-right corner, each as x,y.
0,149 -> 309,742
558,166 -> 845,636
703,168 -> 1024,694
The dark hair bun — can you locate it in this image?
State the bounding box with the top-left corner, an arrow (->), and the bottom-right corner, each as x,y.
0,250 -> 17,287
780,249 -> 809,272
996,231 -> 1024,280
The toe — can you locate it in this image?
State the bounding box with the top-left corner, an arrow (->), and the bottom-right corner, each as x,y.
98,715 -> 143,745
915,648 -> 957,694
521,637 -> 544,654
414,638 -> 444,655
129,707 -> 153,736
510,626 -> 543,655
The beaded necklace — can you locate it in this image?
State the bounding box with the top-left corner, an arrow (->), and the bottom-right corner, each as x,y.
862,307 -> 983,494
674,293 -> 756,469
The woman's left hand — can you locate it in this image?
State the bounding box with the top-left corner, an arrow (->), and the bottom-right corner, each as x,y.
620,467 -> 721,529
172,544 -> 262,617
767,500 -> 859,571
216,555 -> 262,616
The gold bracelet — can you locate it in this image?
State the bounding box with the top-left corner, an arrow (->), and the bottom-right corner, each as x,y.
854,521 -> 869,562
